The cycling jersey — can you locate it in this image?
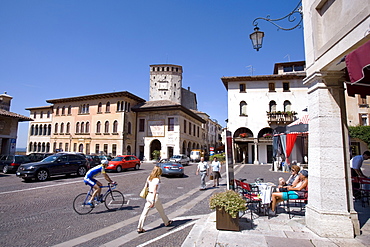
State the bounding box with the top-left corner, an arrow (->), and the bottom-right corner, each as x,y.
85,165 -> 106,179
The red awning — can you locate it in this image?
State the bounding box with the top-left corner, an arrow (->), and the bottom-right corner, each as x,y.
345,40 -> 370,97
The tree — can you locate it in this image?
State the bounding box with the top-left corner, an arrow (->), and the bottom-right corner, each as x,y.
349,126 -> 370,148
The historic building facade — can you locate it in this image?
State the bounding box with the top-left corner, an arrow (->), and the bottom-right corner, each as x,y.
25,64 -> 222,159
0,92 -> 32,155
222,61 -> 308,164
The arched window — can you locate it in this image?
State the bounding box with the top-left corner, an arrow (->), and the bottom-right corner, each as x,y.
43,124 -> 47,135
76,122 -> 80,133
96,121 -> 101,133
60,123 -> 64,134
106,102 -> 111,112
79,144 -> 84,153
105,121 -> 109,133
68,106 -> 72,115
29,142 -> 33,152
48,124 -> 51,135
269,101 -> 277,112
31,125 -> 35,135
40,111 -> 43,118
117,101 -> 121,112
284,100 -> 292,112
54,123 -> 58,133
62,106 -> 65,115
56,107 -> 60,115
81,122 -> 85,133
113,120 -> 118,133
47,111 -> 50,118
86,122 -> 90,133
128,122 -> 132,134
240,101 -> 247,116
127,145 -> 131,154
33,142 -> 37,152
98,102 -> 102,113
66,123 -> 70,134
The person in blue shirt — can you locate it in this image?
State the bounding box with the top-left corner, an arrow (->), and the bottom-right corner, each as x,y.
84,160 -> 116,207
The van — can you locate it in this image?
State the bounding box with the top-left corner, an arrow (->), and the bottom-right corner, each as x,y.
190,150 -> 201,162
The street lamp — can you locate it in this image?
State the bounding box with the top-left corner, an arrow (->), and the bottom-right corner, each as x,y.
250,0 -> 303,51
250,27 -> 264,51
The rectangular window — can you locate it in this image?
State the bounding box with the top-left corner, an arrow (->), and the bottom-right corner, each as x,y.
197,126 -> 200,137
86,143 -> 90,154
189,122 -> 191,135
283,82 -> 290,91
268,82 -> 275,92
193,124 -> 196,136
283,66 -> 293,72
73,143 -> 77,152
239,83 -> 246,92
104,144 -> 108,154
358,96 -> 368,107
168,117 -> 174,131
95,144 -> 100,154
112,144 -> 117,156
184,120 -> 186,133
139,119 -> 145,132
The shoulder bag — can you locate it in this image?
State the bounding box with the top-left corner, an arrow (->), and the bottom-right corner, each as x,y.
139,180 -> 149,199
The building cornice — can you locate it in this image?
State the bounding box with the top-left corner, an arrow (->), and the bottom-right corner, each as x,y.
46,91 -> 145,104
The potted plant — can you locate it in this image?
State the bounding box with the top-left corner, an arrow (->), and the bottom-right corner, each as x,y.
209,190 -> 246,231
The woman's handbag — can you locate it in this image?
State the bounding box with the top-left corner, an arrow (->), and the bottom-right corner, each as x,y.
139,181 -> 149,199
210,174 -> 214,180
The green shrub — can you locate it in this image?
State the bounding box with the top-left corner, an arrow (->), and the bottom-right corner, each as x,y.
349,126 -> 370,148
209,190 -> 246,218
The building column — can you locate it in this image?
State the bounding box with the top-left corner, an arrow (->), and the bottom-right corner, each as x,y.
253,138 -> 259,165
304,72 -> 360,238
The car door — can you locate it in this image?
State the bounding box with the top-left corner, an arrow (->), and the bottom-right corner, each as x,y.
48,155 -> 68,175
123,156 -> 132,169
66,155 -> 84,173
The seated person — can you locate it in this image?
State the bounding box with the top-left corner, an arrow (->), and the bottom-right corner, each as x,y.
277,164 -> 301,192
271,169 -> 308,212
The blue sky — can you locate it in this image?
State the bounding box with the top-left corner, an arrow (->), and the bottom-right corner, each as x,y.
0,0 -> 305,148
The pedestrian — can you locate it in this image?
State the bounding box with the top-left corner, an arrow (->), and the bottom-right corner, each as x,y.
210,157 -> 221,187
137,166 -> 173,233
196,157 -> 209,190
350,151 -> 370,199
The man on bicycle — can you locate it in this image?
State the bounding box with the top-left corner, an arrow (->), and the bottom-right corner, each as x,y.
84,160 -> 116,207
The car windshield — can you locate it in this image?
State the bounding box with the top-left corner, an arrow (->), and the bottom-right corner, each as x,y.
112,157 -> 124,161
42,155 -> 59,162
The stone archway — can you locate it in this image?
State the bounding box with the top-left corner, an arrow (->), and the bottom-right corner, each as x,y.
150,139 -> 161,160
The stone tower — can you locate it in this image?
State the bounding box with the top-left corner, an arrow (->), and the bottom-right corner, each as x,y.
149,64 -> 183,104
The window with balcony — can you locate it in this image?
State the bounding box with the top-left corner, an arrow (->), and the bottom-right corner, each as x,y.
284,100 -> 292,112
269,101 -> 277,112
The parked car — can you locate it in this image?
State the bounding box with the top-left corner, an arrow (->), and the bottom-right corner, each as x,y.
27,153 -> 54,162
157,162 -> 184,177
106,155 -> 140,172
169,154 -> 190,166
16,153 -> 89,182
190,150 -> 202,162
86,155 -> 101,167
0,155 -> 32,174
98,155 -> 113,162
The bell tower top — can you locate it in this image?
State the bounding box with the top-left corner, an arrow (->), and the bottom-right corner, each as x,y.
149,64 -> 183,103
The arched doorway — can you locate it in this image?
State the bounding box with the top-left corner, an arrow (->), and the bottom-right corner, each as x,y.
79,144 -> 84,153
233,127 -> 254,163
150,139 -> 161,160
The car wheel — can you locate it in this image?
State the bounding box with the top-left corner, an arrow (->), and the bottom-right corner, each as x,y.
36,170 -> 49,181
116,166 -> 122,173
134,164 -> 140,170
77,166 -> 87,176
2,165 -> 9,174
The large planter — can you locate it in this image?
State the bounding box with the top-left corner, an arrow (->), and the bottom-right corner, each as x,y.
216,207 -> 240,231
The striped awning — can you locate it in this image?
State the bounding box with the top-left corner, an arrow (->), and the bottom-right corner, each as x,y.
288,114 -> 309,127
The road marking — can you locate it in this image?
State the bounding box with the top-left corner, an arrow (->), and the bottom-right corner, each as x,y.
53,165 -> 242,247
0,170 -> 148,195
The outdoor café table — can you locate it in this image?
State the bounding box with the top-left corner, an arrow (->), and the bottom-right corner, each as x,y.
252,182 -> 276,215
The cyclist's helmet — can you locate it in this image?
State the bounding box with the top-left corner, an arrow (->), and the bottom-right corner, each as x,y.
102,160 -> 109,165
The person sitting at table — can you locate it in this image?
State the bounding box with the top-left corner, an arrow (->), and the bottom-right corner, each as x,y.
270,169 -> 308,212
277,164 -> 301,192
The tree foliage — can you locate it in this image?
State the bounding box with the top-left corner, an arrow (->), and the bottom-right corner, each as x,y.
349,126 -> 370,148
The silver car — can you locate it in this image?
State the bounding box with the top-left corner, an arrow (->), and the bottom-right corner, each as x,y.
157,162 -> 184,177
169,154 -> 190,166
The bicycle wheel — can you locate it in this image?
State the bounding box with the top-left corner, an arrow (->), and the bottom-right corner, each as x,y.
104,190 -> 124,211
73,193 -> 94,215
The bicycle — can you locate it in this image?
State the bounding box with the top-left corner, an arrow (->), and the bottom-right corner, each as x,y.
73,183 -> 125,215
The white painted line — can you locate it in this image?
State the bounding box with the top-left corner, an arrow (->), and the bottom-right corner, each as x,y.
137,219 -> 198,247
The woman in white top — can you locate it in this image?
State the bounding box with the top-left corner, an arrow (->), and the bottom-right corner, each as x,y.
137,166 -> 173,233
210,157 -> 221,187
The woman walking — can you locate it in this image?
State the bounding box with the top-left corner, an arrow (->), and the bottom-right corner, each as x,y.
137,166 -> 173,233
210,157 -> 221,187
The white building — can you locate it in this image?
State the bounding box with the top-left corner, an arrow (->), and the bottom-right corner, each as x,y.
222,61 -> 308,165
302,0 -> 369,238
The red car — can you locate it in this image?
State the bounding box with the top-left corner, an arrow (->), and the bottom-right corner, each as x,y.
106,155 -> 141,172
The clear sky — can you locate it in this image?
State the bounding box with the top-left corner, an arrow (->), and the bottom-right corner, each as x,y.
0,0 -> 305,148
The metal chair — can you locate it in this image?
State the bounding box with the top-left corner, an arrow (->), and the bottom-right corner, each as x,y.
285,190 -> 308,219
234,179 -> 262,220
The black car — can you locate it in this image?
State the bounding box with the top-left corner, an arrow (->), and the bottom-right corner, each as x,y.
16,153 -> 89,182
27,153 -> 54,162
0,155 -> 32,174
86,155 -> 101,167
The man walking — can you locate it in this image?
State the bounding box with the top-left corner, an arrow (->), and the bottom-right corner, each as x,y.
196,157 -> 209,190
350,150 -> 370,199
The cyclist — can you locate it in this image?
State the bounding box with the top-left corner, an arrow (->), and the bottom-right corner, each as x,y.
84,160 -> 116,207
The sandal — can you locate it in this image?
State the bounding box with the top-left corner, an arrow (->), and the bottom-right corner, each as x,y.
137,228 -> 146,234
165,220 -> 173,227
